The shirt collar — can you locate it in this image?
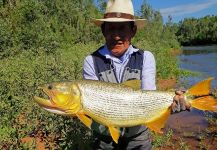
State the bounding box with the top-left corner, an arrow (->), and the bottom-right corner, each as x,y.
99,45 -> 139,63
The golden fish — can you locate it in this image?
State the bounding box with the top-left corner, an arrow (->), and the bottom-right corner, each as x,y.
34,78 -> 217,143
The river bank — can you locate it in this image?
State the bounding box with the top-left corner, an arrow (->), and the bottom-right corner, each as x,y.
154,45 -> 217,149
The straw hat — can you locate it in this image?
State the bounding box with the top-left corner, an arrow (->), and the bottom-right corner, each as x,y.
92,0 -> 146,29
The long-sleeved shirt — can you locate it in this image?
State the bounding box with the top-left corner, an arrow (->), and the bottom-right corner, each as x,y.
83,45 -> 156,90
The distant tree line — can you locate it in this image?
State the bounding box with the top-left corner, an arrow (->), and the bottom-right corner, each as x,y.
174,15 -> 217,46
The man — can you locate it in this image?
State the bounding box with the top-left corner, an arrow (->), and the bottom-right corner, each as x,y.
83,0 -> 189,149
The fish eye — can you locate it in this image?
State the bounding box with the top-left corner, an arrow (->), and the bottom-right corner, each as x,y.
48,85 -> 53,90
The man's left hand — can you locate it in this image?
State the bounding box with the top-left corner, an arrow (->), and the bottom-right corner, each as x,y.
171,90 -> 191,113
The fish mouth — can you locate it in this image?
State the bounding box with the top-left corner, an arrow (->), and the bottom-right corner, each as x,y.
33,96 -> 69,115
34,84 -> 81,116
33,87 -> 70,115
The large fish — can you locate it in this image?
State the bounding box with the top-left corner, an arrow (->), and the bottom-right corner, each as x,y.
34,78 -> 217,143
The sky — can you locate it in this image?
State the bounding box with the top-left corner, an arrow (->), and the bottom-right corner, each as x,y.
133,0 -> 217,23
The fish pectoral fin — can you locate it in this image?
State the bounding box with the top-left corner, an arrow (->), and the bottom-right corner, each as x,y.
122,79 -> 141,90
108,126 -> 120,143
145,107 -> 171,134
190,96 -> 217,112
188,77 -> 214,96
76,114 -> 92,129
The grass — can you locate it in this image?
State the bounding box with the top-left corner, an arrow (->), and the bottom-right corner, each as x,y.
178,138 -> 189,150
199,140 -> 210,150
152,129 -> 174,148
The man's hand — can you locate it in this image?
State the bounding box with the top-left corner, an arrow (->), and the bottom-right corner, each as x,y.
171,90 -> 191,113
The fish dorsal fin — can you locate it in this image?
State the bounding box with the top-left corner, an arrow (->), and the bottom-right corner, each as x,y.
190,96 -> 217,112
188,77 -> 214,96
108,126 -> 120,143
145,107 -> 171,133
76,113 -> 92,129
122,79 -> 141,90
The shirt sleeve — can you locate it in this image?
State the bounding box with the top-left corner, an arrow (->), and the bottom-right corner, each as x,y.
141,51 -> 156,90
82,55 -> 99,80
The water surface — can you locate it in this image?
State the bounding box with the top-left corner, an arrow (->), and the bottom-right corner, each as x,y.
179,45 -> 217,87
165,45 -> 217,147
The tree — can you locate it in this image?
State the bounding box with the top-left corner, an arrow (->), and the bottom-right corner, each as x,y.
176,15 -> 217,45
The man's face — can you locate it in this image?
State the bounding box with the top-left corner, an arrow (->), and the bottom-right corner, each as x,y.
102,22 -> 137,57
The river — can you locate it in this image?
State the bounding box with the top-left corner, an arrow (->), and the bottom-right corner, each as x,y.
164,45 -> 217,149
178,45 -> 217,87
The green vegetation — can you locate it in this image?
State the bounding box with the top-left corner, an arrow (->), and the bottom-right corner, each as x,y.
152,129 -> 173,148
0,0 -> 195,149
178,138 -> 190,150
199,140 -> 210,150
175,15 -> 217,46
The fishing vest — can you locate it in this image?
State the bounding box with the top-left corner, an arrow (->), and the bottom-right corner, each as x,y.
91,46 -> 149,138
91,46 -> 143,83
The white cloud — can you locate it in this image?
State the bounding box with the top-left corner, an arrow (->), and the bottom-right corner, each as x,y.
160,0 -> 217,17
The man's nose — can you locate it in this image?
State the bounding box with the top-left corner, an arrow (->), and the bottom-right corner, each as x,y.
111,30 -> 122,40
112,34 -> 121,40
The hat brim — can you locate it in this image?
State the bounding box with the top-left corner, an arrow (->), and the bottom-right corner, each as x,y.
92,18 -> 146,29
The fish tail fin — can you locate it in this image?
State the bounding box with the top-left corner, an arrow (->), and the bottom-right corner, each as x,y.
190,96 -> 217,112
188,77 -> 214,97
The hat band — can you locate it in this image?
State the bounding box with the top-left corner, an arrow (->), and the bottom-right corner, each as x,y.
104,12 -> 134,19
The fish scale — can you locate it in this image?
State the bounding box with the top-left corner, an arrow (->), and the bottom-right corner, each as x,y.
78,80 -> 174,126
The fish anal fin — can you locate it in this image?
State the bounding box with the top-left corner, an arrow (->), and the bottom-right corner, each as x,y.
145,107 -> 171,134
122,79 -> 141,90
188,77 -> 214,96
76,114 -> 92,129
190,96 -> 217,112
108,126 -> 120,143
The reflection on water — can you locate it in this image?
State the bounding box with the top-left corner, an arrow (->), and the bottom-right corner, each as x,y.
179,45 -> 217,88
181,49 -> 217,55
182,45 -> 217,51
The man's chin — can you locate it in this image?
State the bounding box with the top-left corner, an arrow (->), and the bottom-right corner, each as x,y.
111,49 -> 125,57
